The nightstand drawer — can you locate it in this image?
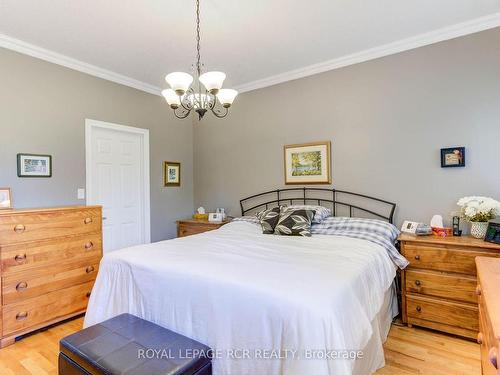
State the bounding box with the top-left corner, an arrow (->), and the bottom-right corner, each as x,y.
407,294 -> 478,332
177,219 -> 228,238
402,243 -> 497,275
178,223 -> 218,237
405,269 -> 477,304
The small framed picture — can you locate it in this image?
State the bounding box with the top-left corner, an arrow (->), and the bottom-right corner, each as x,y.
0,188 -> 12,210
17,153 -> 52,177
164,161 -> 181,187
441,147 -> 465,168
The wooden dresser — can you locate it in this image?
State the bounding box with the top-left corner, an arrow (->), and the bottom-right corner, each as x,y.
0,206 -> 102,347
177,219 -> 229,238
476,257 -> 500,375
400,234 -> 500,339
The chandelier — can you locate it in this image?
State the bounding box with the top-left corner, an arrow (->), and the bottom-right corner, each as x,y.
162,0 -> 238,120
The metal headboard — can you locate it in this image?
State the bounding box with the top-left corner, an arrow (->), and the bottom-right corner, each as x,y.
240,187 -> 396,224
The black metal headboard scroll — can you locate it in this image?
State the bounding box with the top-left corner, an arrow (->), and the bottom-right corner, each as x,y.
240,188 -> 396,224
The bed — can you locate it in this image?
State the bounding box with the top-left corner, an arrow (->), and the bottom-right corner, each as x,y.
84,188 -> 408,375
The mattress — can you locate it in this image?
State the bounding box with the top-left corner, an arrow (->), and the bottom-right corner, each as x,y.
84,221 -> 398,374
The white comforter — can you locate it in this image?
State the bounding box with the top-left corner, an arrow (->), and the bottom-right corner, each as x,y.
84,221 -> 397,375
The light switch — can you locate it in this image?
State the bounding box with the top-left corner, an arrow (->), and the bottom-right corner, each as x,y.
77,188 -> 85,200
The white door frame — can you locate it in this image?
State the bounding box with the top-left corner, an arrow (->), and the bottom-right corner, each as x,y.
85,118 -> 151,245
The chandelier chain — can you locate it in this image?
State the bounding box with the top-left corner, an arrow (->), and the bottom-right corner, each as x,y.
195,0 -> 201,76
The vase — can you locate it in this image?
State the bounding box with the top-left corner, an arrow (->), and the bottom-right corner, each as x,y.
470,221 -> 488,239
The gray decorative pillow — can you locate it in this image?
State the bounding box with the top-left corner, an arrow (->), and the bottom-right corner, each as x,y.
256,206 -> 281,234
274,208 -> 314,237
282,205 -> 331,223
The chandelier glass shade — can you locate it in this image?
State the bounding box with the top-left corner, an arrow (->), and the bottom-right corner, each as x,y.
162,0 -> 238,120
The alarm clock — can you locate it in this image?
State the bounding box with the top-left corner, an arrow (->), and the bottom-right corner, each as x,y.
484,221 -> 500,245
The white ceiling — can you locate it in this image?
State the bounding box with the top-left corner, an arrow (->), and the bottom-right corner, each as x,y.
1,0 -> 500,94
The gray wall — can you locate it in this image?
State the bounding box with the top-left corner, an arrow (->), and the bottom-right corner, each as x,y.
194,27 -> 500,227
0,48 -> 193,241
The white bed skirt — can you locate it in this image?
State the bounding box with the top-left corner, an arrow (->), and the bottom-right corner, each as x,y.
353,283 -> 398,375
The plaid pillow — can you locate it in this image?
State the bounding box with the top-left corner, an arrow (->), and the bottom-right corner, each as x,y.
256,206 -> 281,234
274,208 -> 314,237
311,217 -> 408,269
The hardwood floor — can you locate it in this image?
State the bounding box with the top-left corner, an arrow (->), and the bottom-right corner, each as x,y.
0,318 -> 480,374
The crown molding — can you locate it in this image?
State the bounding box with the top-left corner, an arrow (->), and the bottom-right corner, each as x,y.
234,12 -> 500,93
0,33 -> 163,96
2,12 -> 500,96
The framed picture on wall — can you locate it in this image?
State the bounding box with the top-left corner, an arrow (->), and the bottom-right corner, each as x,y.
164,161 -> 181,187
441,147 -> 465,168
0,188 -> 12,210
17,153 -> 52,177
284,141 -> 331,185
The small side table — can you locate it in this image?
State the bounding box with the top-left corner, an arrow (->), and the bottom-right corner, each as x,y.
177,219 -> 229,238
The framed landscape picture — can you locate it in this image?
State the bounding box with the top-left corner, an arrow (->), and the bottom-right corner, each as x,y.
284,141 -> 331,185
17,153 -> 52,177
164,161 -> 181,187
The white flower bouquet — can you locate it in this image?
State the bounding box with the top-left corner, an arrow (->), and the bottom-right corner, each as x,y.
457,196 -> 500,222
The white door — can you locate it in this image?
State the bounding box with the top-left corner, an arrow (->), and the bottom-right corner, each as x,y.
86,119 -> 150,253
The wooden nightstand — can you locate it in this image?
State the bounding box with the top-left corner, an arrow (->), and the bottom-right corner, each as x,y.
399,233 -> 500,339
177,219 -> 229,238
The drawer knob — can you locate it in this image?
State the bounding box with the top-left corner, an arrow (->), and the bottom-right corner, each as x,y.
86,292 -> 91,298
16,312 -> 28,321
86,266 -> 95,273
416,305 -> 422,312
414,255 -> 420,261
477,332 -> 483,345
475,285 -> 482,296
84,217 -> 93,224
14,224 -> 25,233
84,241 -> 94,250
489,347 -> 498,369
14,254 -> 27,263
415,280 -> 421,287
16,281 -> 28,291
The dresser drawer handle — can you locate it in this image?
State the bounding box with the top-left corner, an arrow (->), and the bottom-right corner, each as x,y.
14,224 -> 26,233
414,255 -> 420,261
477,332 -> 483,345
416,305 -> 422,312
475,285 -> 482,296
86,266 -> 95,273
16,281 -> 28,291
84,217 -> 93,224
489,347 -> 498,369
415,280 -> 421,286
84,241 -> 94,250
16,312 -> 28,321
14,254 -> 27,263
86,292 -> 91,298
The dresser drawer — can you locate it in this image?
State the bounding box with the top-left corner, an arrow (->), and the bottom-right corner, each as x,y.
402,243 -> 499,275
0,207 -> 101,245
405,269 -> 477,304
1,233 -> 101,274
2,257 -> 100,305
407,294 -> 478,331
2,281 -> 94,336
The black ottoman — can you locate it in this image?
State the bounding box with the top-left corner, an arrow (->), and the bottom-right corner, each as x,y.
59,313 -> 212,375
